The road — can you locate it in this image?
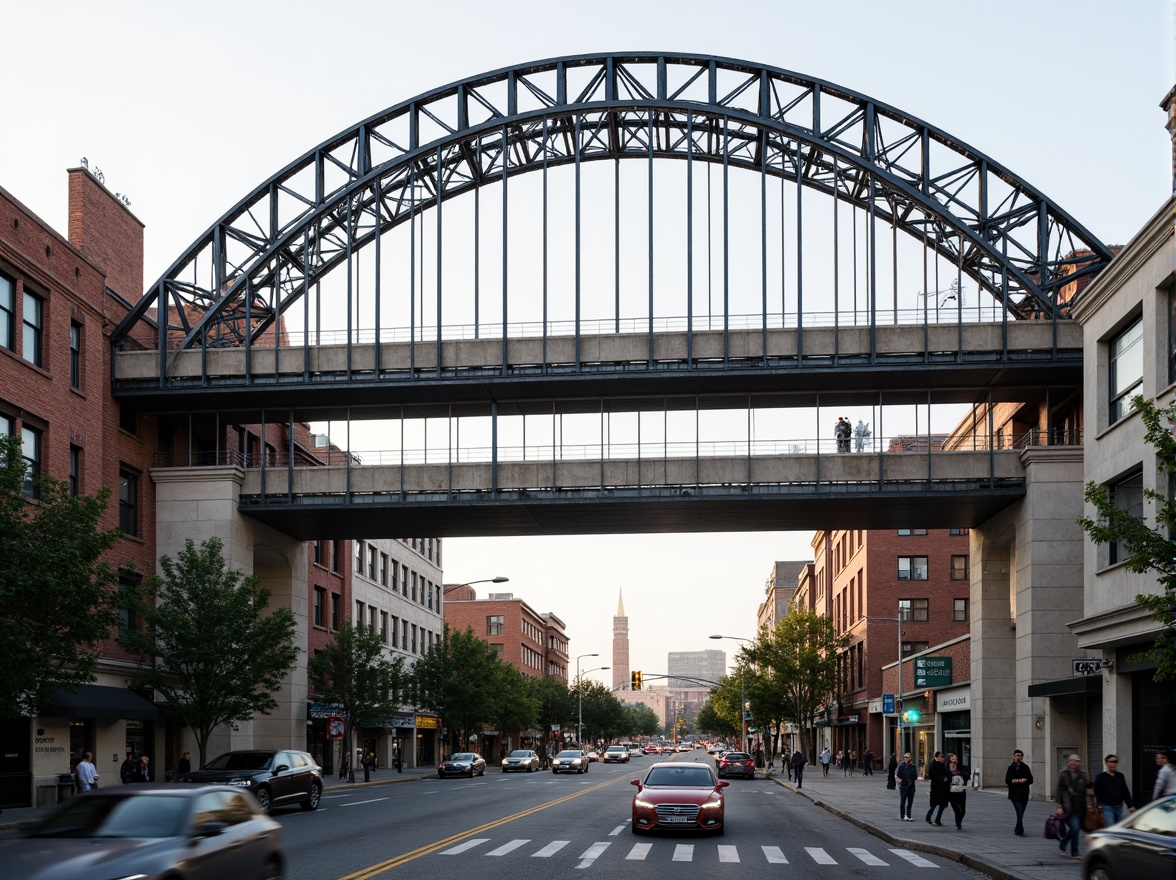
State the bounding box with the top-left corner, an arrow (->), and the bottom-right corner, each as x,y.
274,757 -> 985,880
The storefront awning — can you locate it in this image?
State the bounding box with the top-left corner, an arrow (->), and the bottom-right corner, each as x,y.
1026,675 -> 1101,698
45,685 -> 159,720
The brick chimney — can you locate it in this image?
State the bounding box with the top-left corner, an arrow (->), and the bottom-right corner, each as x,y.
66,167 -> 144,303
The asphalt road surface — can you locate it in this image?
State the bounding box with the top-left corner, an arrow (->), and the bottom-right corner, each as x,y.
274,758 -> 986,880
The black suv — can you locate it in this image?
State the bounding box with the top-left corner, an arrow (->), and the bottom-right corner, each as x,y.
182,749 -> 322,814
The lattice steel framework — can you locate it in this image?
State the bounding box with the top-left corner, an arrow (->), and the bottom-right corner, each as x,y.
110,52 -> 1112,353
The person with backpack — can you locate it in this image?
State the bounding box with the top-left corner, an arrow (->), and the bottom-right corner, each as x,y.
790,749 -> 808,789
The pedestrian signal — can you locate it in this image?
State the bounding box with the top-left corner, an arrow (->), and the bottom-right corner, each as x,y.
901,708 -> 921,723
631,670 -> 643,690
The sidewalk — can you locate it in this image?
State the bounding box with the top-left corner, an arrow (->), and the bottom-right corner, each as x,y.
767,767 -> 1083,880
0,764 -> 434,833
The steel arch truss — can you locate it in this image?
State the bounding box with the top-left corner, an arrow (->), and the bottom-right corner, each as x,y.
111,52 -> 1113,352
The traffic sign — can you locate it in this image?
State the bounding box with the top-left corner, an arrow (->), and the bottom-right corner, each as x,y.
882,693 -> 895,714
913,657 -> 952,687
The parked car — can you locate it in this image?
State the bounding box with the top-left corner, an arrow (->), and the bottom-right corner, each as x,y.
552,749 -> 588,773
1083,794 -> 1176,880
181,749 -> 322,815
631,761 -> 728,835
438,752 -> 487,777
501,749 -> 541,772
603,745 -> 630,764
718,751 -> 755,779
0,784 -> 284,879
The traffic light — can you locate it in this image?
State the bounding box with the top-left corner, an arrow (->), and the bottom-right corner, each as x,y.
902,708 -> 921,724
631,670 -> 643,690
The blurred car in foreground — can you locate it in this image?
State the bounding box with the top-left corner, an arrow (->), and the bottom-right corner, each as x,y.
0,784 -> 284,880
501,749 -> 541,772
603,746 -> 630,763
181,749 -> 321,815
718,751 -> 756,779
438,752 -> 487,777
552,749 -> 589,773
631,762 -> 728,835
1083,794 -> 1176,880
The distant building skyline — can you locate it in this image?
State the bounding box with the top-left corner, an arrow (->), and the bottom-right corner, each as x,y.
612,590 -> 629,692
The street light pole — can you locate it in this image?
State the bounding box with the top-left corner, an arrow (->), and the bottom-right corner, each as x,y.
709,634 -> 752,754
862,608 -> 906,763
575,653 -> 599,749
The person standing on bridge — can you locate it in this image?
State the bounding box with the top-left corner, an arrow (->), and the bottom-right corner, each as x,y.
835,417 -> 851,453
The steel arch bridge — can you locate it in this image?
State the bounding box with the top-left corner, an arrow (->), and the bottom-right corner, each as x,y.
111,52 -> 1112,360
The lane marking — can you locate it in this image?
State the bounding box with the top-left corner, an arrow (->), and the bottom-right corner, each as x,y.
762,845 -> 789,864
439,839 -> 489,855
532,840 -> 570,857
626,842 -> 652,860
718,845 -> 740,863
673,843 -> 694,862
608,824 -> 626,836
848,847 -> 888,865
486,839 -> 530,856
576,842 -> 610,869
891,848 -> 939,868
340,798 -> 390,807
805,846 -> 837,864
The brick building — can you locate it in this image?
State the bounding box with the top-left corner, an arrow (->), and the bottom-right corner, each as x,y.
442,586 -> 569,682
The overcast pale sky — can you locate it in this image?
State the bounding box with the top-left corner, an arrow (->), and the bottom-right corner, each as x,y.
2,0 -> 1171,681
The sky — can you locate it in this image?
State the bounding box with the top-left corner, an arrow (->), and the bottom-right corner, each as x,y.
2,0 -> 1172,683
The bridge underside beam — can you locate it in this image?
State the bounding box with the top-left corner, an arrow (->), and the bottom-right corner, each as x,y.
236,483 -> 1024,539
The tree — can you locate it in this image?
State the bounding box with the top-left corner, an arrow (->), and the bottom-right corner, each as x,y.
308,624 -> 406,781
119,537 -> 299,768
695,699 -> 738,740
0,433 -> 127,718
1079,394 -> 1176,682
576,680 -> 625,744
529,676 -> 573,761
623,702 -> 661,737
412,626 -> 502,752
488,663 -> 539,755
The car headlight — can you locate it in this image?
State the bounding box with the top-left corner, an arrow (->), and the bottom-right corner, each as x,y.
228,779 -> 252,787
552,759 -> 561,765
633,796 -> 655,809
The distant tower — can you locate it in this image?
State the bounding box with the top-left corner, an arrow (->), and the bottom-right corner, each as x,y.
612,590 -> 630,691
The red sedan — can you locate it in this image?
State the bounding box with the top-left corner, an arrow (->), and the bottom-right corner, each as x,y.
631,762 -> 728,835
717,751 -> 756,779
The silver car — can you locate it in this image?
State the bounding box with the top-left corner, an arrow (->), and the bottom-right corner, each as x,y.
501,749 -> 541,772
0,784 -> 284,880
551,749 -> 588,773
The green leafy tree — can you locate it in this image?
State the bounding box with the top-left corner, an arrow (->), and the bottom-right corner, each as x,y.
308,624 -> 406,781
623,702 -> 661,737
1079,394 -> 1176,682
0,434 -> 128,718
488,663 -> 539,755
695,699 -> 738,740
413,626 -> 502,752
119,537 -> 299,768
529,676 -> 573,760
576,680 -> 625,744
707,674 -> 745,740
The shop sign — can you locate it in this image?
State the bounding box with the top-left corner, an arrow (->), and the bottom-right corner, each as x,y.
415,715 -> 439,729
1072,659 -> 1102,676
913,657 -> 952,687
882,693 -> 895,714
936,686 -> 971,713
388,715 -> 416,729
308,701 -> 345,720
869,699 -> 883,714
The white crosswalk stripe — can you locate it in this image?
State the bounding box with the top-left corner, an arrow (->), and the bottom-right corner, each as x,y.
486,839 -> 530,856
440,838 -> 489,855
762,845 -> 789,864
848,847 -> 888,865
576,842 -> 609,869
626,842 -> 653,860
608,825 -> 626,836
890,848 -> 939,868
672,843 -> 694,861
531,840 -> 570,857
805,846 -> 838,864
717,845 -> 740,863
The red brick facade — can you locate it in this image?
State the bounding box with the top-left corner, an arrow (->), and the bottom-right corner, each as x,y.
443,589 -> 569,681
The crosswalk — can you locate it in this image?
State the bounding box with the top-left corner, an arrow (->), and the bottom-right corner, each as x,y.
436,836 -> 939,868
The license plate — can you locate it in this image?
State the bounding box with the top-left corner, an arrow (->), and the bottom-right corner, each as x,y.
661,816 -> 694,824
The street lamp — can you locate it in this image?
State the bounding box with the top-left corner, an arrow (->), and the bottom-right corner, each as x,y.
862,608 -> 907,763
576,661 -> 610,748
709,635 -> 752,754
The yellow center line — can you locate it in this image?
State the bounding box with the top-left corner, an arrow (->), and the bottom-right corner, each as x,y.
337,774 -> 630,879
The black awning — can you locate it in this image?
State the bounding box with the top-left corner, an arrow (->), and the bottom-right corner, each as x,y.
45,685 -> 159,720
1027,675 -> 1102,698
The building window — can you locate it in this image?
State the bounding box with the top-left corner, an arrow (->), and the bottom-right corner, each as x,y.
953,598 -> 968,621
313,540 -> 324,566
1109,316 -> 1143,424
949,528 -> 970,536
411,625 -> 417,654
69,445 -> 80,497
391,616 -> 399,648
380,553 -> 388,586
331,540 -> 341,573
69,322 -> 82,389
390,559 -> 398,591
380,612 -> 388,643
897,556 -> 928,580
1109,471 -> 1144,565
22,291 -> 42,366
0,273 -> 12,350
119,403 -> 138,435
355,540 -> 364,569
411,572 -> 417,602
491,643 -> 504,656
487,615 -> 504,636
313,588 -> 326,627
899,598 -> 929,622
21,426 -> 41,498
331,593 -> 340,630
897,529 -> 927,536
427,584 -> 434,611
950,555 -> 969,580
368,547 -> 377,580
119,469 -> 138,536
356,601 -> 364,625
901,641 -> 929,656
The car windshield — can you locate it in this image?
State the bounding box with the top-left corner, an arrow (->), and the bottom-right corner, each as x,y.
723,753 -> 751,761
645,766 -> 716,787
205,751 -> 274,771
507,750 -> 532,758
606,747 -> 625,752
556,751 -> 581,759
450,753 -> 476,761
1128,797 -> 1176,835
30,794 -> 189,839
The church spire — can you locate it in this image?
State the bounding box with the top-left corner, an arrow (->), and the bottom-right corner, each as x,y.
617,588 -> 625,618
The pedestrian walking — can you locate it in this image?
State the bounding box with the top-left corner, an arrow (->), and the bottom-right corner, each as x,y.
849,749 -> 857,776
947,754 -> 967,830
863,747 -> 874,776
1153,750 -> 1176,800
887,752 -> 898,790
134,755 -> 151,783
75,752 -> 99,791
339,753 -> 350,780
925,751 -> 949,825
394,747 -> 403,773
120,750 -> 137,784
177,751 -> 192,778
791,749 -> 808,789
1094,754 -> 1135,827
1055,753 -> 1090,859
841,750 -> 850,777
821,747 -> 831,777
896,752 -> 917,820
1005,749 -> 1033,835
363,750 -> 376,782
